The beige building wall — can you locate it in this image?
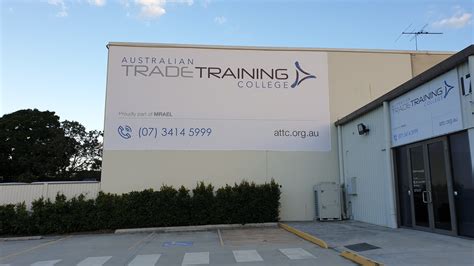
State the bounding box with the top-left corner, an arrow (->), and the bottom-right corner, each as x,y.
329,52 -> 412,120
101,46 -> 451,221
411,53 -> 452,77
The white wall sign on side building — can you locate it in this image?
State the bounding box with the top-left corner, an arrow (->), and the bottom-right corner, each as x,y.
390,68 -> 462,147
103,46 -> 331,151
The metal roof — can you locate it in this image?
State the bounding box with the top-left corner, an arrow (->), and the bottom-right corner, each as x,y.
335,45 -> 474,126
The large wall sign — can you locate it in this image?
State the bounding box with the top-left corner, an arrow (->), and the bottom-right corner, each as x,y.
390,68 -> 462,147
104,45 -> 330,151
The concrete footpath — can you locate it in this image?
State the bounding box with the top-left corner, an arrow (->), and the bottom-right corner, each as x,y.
287,220 -> 474,266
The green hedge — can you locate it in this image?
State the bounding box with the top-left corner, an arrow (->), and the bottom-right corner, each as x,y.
0,180 -> 280,236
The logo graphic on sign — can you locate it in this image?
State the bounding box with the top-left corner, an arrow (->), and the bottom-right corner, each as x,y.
118,125 -> 132,139
291,61 -> 317,88
443,80 -> 454,98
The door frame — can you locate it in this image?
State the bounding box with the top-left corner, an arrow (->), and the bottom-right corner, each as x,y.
405,136 -> 457,236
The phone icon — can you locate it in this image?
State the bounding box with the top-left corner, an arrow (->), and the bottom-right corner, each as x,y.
118,125 -> 132,139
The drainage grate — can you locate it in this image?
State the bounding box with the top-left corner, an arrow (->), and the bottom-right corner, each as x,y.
344,243 -> 380,252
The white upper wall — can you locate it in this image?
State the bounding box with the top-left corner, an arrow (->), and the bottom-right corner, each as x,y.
340,107 -> 394,227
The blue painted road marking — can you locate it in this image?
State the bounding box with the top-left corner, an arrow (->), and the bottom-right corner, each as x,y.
162,241 -> 193,247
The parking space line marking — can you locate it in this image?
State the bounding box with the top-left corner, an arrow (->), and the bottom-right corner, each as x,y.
30,259 -> 62,266
217,229 -> 224,246
182,252 -> 209,265
0,236 -> 72,262
128,233 -> 155,250
233,250 -> 263,263
0,264 -> 11,266
77,256 -> 112,266
128,254 -> 161,266
279,248 -> 316,260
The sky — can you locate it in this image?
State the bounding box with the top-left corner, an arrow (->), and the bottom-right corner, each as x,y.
1,0 -> 473,131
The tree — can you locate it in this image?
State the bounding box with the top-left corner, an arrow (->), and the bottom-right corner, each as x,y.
61,120 -> 103,173
0,109 -> 75,182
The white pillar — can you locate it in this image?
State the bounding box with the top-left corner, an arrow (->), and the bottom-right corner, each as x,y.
468,56 -> 474,179
337,125 -> 345,185
468,56 -> 474,127
337,125 -> 347,219
383,101 -> 398,228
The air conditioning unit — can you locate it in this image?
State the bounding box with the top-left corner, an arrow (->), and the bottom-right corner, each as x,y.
314,182 -> 342,221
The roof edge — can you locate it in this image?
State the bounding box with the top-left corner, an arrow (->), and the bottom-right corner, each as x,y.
107,42 -> 453,55
335,44 -> 474,126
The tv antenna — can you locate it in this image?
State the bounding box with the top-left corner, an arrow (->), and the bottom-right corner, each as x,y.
396,23 -> 443,50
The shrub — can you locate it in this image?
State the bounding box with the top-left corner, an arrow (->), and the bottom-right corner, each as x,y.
95,192 -> 124,229
0,203 -> 31,235
175,186 -> 192,226
192,182 -> 215,225
0,180 -> 281,236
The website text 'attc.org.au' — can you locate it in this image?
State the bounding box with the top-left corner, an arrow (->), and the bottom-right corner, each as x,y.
273,129 -> 319,139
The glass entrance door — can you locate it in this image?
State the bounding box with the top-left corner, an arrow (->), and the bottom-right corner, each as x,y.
406,137 -> 457,234
409,145 -> 430,228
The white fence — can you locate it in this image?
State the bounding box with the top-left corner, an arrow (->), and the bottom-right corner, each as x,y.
0,181 -> 101,207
